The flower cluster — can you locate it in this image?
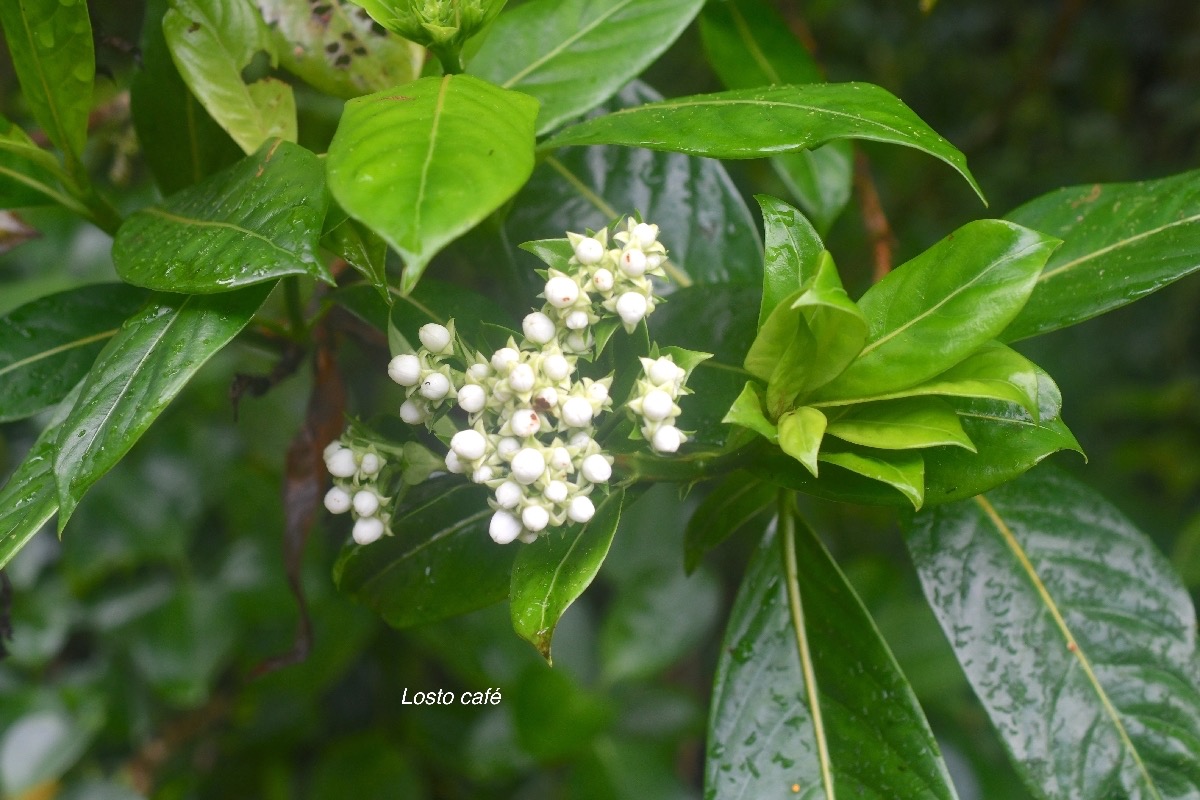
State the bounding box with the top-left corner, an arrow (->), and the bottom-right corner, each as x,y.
322,439 -> 390,545
628,356 -> 690,453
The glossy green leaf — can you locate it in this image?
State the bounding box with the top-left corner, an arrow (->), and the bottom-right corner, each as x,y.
683,471 -> 775,573
787,250 -> 868,397
327,75 -> 538,294
826,397 -> 975,451
706,503 -> 958,799
53,284 -> 271,525
773,144 -> 855,236
113,140 -> 329,293
1003,169 -> 1200,341
0,115 -> 71,209
543,82 -> 985,202
721,382 -> 777,442
905,468 -> 1200,799
816,220 -> 1058,401
323,214 -> 389,297
470,0 -> 705,135
745,288 -> 804,383
756,194 -> 823,328
502,81 -> 763,286
778,405 -> 827,476
748,445 -> 922,509
0,284 -> 148,422
510,488 -> 625,662
333,478 -> 516,628
388,278 -> 516,352
819,445 -> 926,509
255,0 -> 424,99
164,0 -> 297,154
0,0 -> 94,166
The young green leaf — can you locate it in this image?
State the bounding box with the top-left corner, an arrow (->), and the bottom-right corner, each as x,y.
326,75 -> 538,294
469,0 -> 705,135
816,220 -> 1059,402
542,82 -> 985,203
322,215 -> 389,299
510,489 -> 626,663
0,284 -> 148,422
787,250 -> 868,396
905,468 -> 1200,799
721,382 -> 777,442
164,0 -> 297,154
333,479 -> 516,628
0,115 -> 73,209
745,288 -> 805,383
54,284 -> 272,526
1002,169 -> 1200,341
778,405 -> 827,476
706,502 -> 958,799
0,0 -> 94,167
113,140 -> 329,293
756,194 -> 823,328
819,445 -> 926,509
825,397 -> 976,452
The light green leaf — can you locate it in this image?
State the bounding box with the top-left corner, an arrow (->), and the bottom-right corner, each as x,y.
683,471 -> 774,573
164,0 -> 297,154
721,381 -> 776,442
820,445 -> 925,509
326,75 -> 538,293
113,139 -> 329,293
470,0 -> 705,135
826,397 -> 975,451
755,194 -> 823,328
778,405 -> 826,476
744,287 -> 805,383
905,468 -> 1200,799
0,115 -> 73,209
786,249 -> 868,397
543,82 -> 984,203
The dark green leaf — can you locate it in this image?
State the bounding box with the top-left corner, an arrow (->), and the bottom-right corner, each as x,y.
706,505 -> 957,799
113,139 -> 330,293
819,444 -> 925,509
772,144 -> 854,236
323,215 -> 389,297
510,488 -> 625,662
470,0 -> 705,135
683,471 -> 775,573
1003,169 -> 1200,341
0,284 -> 148,421
327,75 -> 538,293
778,405 -> 827,475
0,0 -> 94,165
825,397 -> 975,451
543,82 -> 984,202
389,278 -> 516,352
748,444 -> 917,507
0,115 -> 71,209
905,468 -> 1200,799
816,220 -> 1058,401
53,284 -> 271,525
756,194 -> 823,328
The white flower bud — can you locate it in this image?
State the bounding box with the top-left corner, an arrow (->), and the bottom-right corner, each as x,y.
652,425 -> 684,453
324,486 -> 352,514
445,450 -> 466,474
326,448 -> 358,478
567,495 -> 596,524
510,408 -> 541,438
616,292 -> 648,326
581,453 -> 612,483
472,465 -> 495,484
419,372 -> 451,400
632,222 -> 658,248
561,397 -> 594,428
586,382 -> 608,404
495,480 -> 523,508
467,362 -> 491,381
387,353 -> 422,386
592,268 -> 614,292
492,347 -> 520,373
522,504 -> 550,532
545,276 -> 580,308
565,310 -> 590,330
508,363 -> 535,393
543,480 -> 569,504
549,446 -> 572,471
353,516 -> 385,545
646,253 -> 663,269
641,389 -> 675,422
511,447 -> 546,484
497,437 -> 520,460
359,452 -> 383,476
619,248 -> 647,277
534,386 -> 559,409
399,399 -> 429,425
569,431 -> 594,449
324,440 -> 344,460
419,323 -> 452,354
353,489 -> 381,517
543,354 -> 571,381
565,330 -> 591,352
451,429 -> 487,461
648,357 -> 683,386
523,311 -> 557,344
518,530 -> 539,544
457,384 -> 486,414
489,510 -> 522,544
574,236 -> 604,265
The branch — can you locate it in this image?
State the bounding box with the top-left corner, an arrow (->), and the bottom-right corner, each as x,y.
852,149 -> 896,282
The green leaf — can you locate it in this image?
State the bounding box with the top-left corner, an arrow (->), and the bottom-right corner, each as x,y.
745,287 -> 804,383
0,115 -> 71,209
683,471 -> 775,573
53,284 -> 271,526
904,468 -> 1200,799
706,502 -> 958,799
323,214 -> 389,298
756,194 -> 823,328
748,444 -> 916,507
510,488 -> 625,662
0,284 -> 148,422
786,249 -> 868,396
333,478 -> 516,628
113,139 -> 329,293
470,0 -> 705,135
721,382 -> 777,442
0,0 -> 94,166
1003,169 -> 1200,341
773,143 -> 854,236
819,445 -> 926,509
816,220 -> 1059,401
164,0 -> 297,154
543,82 -> 984,202
255,0 -> 424,99
826,397 -> 975,452
389,278 -> 516,352
326,75 -> 539,293
502,80 -> 763,286
778,405 -> 827,475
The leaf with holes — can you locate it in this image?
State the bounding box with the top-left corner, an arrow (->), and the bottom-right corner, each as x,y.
326,75 -> 538,294
470,0 -> 705,135
905,468 -> 1200,799
113,140 -> 329,293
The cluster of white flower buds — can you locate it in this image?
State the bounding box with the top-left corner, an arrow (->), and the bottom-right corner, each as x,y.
322,439 -> 390,545
628,356 -> 690,453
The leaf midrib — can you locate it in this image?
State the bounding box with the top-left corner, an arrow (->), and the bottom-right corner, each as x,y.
412,75 -> 451,249
1037,212 -> 1200,283
142,207 -> 297,262
0,328 -> 118,380
500,0 -> 637,89
14,2 -> 74,159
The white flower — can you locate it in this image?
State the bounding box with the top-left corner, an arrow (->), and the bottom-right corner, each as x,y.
647,357 -> 684,386
565,330 -> 591,352
353,489 -> 381,517
399,399 -> 429,424
646,253 -> 663,269
511,447 -> 547,484
632,222 -> 658,248
492,347 -> 520,373
567,495 -> 595,523
619,248 -> 647,277
565,310 -> 590,330
419,372 -> 451,400
652,425 -> 684,453
324,441 -> 343,460
353,516 -> 385,545
534,387 -> 559,410
324,486 -> 352,514
445,450 -> 466,474
542,353 -> 571,381
508,363 -> 535,393
581,453 -> 612,483
561,396 -> 594,428
641,389 -> 675,422
419,323 -> 453,354
472,465 -> 495,484
467,362 -> 491,381
569,431 -> 594,449
592,268 -> 614,292
616,292 -> 647,326
545,276 -> 580,308
489,510 -> 522,544
457,384 -> 486,414
586,382 -> 609,405
451,429 -> 487,461
543,480 -> 568,503
388,354 -> 421,386
518,530 -> 539,544
522,504 -> 549,532
326,447 -> 358,478
510,408 -> 541,438
496,437 -> 521,460
549,446 -> 572,471
359,452 -> 382,476
574,236 -> 605,265
495,480 -> 523,508
523,312 -> 557,345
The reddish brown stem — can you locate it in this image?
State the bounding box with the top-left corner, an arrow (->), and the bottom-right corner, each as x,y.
853,149 -> 896,282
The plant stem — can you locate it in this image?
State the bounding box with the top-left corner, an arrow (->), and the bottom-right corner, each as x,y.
284,277 -> 307,340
